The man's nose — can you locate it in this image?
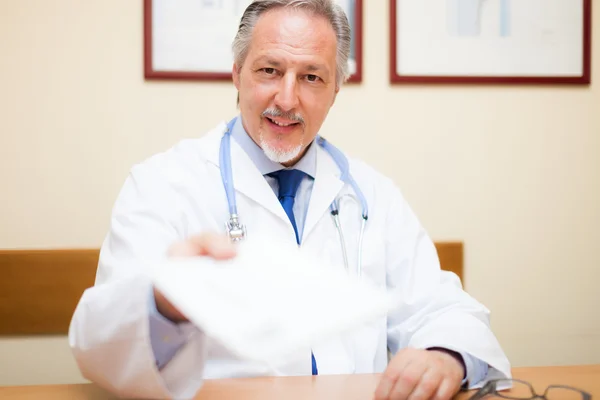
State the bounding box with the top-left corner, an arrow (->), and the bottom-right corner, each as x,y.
274,73 -> 299,112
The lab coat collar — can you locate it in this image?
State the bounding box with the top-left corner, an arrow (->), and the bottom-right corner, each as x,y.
201,121 -> 289,225
301,144 -> 345,242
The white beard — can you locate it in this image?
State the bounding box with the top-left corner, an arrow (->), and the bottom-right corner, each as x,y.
259,133 -> 303,164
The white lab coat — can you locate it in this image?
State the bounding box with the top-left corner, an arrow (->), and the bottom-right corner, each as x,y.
69,121 -> 511,399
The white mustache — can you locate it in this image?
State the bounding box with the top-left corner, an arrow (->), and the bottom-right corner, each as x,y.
262,108 -> 304,124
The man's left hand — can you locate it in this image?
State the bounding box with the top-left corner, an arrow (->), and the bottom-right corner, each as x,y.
374,347 -> 465,400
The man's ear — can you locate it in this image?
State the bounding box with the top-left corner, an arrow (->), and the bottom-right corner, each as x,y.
331,85 -> 340,106
232,63 -> 241,90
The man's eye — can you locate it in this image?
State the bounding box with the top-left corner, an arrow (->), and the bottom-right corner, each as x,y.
306,74 -> 320,82
262,68 -> 276,74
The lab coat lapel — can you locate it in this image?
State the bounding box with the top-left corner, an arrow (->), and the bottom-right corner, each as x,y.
202,124 -> 289,224
302,144 -> 345,242
229,140 -> 290,222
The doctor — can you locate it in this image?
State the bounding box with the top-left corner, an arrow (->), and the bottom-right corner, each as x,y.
69,1 -> 511,399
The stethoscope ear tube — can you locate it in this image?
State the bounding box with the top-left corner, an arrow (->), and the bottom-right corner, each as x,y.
220,119 -> 239,217
221,119 -> 246,242
317,136 -> 368,219
330,200 -> 367,277
330,203 -> 350,273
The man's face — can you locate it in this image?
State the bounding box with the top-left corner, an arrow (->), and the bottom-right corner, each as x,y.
233,8 -> 339,166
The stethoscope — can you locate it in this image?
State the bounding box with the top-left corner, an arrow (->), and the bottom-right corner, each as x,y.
219,117 -> 369,276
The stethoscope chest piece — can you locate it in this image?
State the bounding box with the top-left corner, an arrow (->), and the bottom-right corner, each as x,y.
226,213 -> 246,242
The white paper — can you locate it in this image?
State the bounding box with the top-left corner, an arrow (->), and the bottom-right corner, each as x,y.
149,236 -> 396,367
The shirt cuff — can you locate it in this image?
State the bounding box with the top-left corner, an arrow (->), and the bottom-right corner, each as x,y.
458,350 -> 489,387
148,287 -> 195,370
427,347 -> 488,387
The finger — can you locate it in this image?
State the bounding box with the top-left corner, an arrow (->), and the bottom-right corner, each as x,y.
169,233 -> 237,259
406,366 -> 442,400
374,349 -> 415,400
432,376 -> 462,400
388,359 -> 428,400
189,233 -> 237,259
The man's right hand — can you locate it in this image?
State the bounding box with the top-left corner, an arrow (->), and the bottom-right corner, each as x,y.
153,233 -> 237,323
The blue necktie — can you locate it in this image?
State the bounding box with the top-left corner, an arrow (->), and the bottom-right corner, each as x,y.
269,169 -> 318,375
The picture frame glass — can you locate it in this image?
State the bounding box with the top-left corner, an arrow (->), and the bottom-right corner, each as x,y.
147,0 -> 362,81
393,0 -> 586,79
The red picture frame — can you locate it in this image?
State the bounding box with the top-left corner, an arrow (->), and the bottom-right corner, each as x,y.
389,0 -> 592,85
144,0 -> 363,83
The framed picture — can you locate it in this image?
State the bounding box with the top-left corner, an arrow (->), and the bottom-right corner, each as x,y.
389,0 -> 592,84
144,0 -> 363,83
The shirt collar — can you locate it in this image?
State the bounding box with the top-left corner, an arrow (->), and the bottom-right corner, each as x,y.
230,115 -> 316,178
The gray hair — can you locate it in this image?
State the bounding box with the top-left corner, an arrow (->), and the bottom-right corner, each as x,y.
232,0 -> 352,88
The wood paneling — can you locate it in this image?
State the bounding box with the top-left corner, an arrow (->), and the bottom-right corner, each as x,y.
0,249 -> 99,336
0,242 -> 462,336
434,242 -> 463,282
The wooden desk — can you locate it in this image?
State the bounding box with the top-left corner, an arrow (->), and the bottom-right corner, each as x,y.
1,365 -> 598,399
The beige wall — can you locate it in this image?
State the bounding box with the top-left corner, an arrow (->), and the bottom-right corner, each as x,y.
1,0 -> 599,386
